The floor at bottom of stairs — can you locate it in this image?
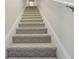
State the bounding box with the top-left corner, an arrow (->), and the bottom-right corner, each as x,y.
7,57 -> 56,59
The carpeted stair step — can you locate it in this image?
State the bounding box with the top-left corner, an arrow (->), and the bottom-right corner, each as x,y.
20,19 -> 43,22
7,57 -> 56,59
24,10 -> 39,12
23,12 -> 40,14
7,43 -> 55,48
7,45 -> 56,57
24,8 -> 39,10
7,48 -> 56,57
24,10 -> 39,11
18,22 -> 45,27
24,13 -> 40,15
22,16 -> 42,19
23,11 -> 40,12
23,14 -> 40,16
16,27 -> 47,34
24,11 -> 40,13
23,14 -> 40,15
24,11 -> 39,12
25,7 -> 38,9
21,18 -> 42,20
22,16 -> 41,18
12,34 -> 51,43
25,8 -> 38,10
25,7 -> 38,10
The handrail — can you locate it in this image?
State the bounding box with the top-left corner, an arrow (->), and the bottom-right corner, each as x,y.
52,0 -> 74,12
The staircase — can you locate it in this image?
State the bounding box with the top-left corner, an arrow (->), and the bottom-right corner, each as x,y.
6,7 -> 57,59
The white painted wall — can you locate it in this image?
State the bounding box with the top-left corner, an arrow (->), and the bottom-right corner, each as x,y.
5,0 -> 26,35
38,0 -> 74,59
59,0 -> 74,3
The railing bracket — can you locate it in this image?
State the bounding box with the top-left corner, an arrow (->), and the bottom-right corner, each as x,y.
66,5 -> 74,12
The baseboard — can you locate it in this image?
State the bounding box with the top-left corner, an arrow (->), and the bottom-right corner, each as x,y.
38,7 -> 71,59
5,7 -> 26,47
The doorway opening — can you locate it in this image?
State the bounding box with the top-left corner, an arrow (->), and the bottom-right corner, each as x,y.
29,0 -> 35,6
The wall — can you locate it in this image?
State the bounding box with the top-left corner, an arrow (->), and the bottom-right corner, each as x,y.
38,0 -> 74,59
59,0 -> 74,3
5,0 -> 26,35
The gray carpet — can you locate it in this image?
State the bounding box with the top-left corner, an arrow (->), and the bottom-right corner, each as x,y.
6,6 -> 57,59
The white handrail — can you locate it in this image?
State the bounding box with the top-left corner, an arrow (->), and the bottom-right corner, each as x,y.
52,0 -> 74,7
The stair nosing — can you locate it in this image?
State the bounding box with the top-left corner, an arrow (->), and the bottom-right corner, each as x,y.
7,43 -> 56,48
19,22 -> 45,24
12,34 -> 51,36
7,57 -> 57,59
16,27 -> 47,29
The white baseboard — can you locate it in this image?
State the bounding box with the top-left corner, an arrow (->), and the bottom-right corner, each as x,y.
38,7 -> 71,59
5,7 -> 25,47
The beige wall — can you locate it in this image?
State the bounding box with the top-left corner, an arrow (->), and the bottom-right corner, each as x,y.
38,0 -> 74,59
5,0 -> 26,35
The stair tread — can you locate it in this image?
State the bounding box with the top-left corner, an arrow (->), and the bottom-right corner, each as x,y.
22,16 -> 41,17
19,22 -> 45,27
24,12 -> 40,14
21,19 -> 42,20
17,27 -> 46,29
16,27 -> 47,30
23,13 -> 40,15
23,15 -> 40,16
23,15 -> 41,16
24,12 -> 40,13
22,16 -> 41,19
22,16 -> 41,18
20,20 -> 43,22
22,17 -> 41,18
7,57 -> 56,59
7,43 -> 56,48
13,34 -> 50,36
19,22 -> 44,24
20,19 -> 43,20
